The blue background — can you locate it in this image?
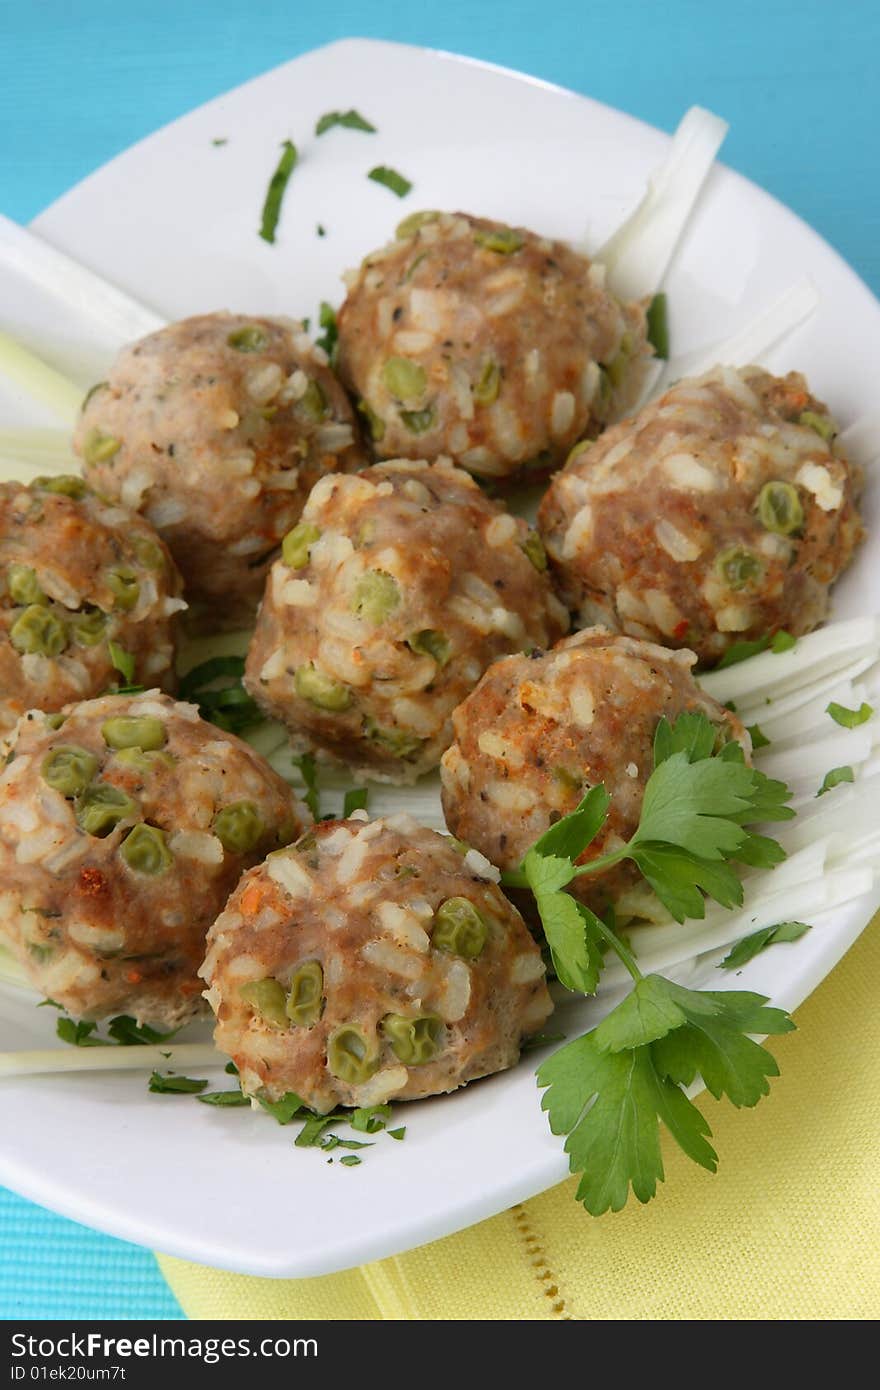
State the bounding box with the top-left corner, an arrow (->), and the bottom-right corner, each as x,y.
1,0 -> 878,1321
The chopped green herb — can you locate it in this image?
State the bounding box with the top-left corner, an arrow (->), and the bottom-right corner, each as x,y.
818,765 -> 854,796
343,787 -> 369,817
646,293 -> 669,360
38,998 -> 63,1010
224,1060 -> 239,1075
56,1017 -> 103,1048
717,630 -> 795,668
107,641 -> 135,686
258,1091 -> 309,1125
387,1127 -> 406,1141
368,165 -> 412,198
315,301 -> 338,363
315,109 -> 377,136
319,1135 -> 373,1152
339,1154 -> 362,1167
294,1113 -> 341,1147
148,1072 -> 208,1094
521,1031 -> 567,1053
178,655 -> 261,734
827,701 -> 873,729
350,1104 -> 391,1134
747,724 -> 770,750
259,139 -> 298,244
107,1015 -> 177,1047
212,138 -> 228,147
316,224 -> 326,237
294,753 -> 320,820
720,921 -> 812,971
197,1090 -> 251,1107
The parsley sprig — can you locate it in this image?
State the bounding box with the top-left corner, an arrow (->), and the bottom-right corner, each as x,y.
506,711 -> 799,1214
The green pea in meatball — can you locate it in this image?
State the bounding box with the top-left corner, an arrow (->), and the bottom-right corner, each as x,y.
336,211 -> 652,481
0,475 -> 184,736
201,813 -> 553,1112
0,691 -> 309,1026
440,628 -> 748,918
537,366 -> 863,666
244,458 -> 569,784
73,313 -> 365,618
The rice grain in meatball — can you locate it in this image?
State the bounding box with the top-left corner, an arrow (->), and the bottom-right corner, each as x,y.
74,313 -> 365,616
440,628 -> 747,915
336,211 -> 651,481
0,691 -> 309,1025
201,813 -> 553,1112
537,366 -> 863,665
0,475 -> 184,735
244,458 -> 569,783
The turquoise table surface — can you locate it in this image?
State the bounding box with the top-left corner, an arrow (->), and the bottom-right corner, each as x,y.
1,0 -> 878,1323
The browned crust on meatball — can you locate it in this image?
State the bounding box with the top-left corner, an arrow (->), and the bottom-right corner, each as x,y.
537,366 -> 864,666
337,211 -> 650,481
201,813 -> 552,1112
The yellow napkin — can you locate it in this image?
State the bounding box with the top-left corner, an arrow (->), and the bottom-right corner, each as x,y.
159,914 -> 880,1320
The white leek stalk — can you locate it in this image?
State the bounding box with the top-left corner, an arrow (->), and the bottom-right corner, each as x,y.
0,332 -> 84,426
596,105 -> 728,300
0,1042 -> 223,1080
0,213 -> 165,345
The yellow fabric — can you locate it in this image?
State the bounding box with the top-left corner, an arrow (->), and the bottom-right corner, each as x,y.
158,914 -> 880,1320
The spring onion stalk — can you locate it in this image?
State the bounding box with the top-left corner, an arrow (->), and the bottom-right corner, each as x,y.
0,947 -> 30,990
0,332 -> 85,426
0,213 -> 165,344
664,277 -> 819,384
0,1042 -> 223,1080
595,106 -> 728,301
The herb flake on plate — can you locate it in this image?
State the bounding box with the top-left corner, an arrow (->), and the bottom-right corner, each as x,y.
367,166 -> 412,198
259,140 -> 298,244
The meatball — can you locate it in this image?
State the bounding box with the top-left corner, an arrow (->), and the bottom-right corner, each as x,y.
537,365 -> 864,666
244,458 -> 569,783
73,313 -> 365,616
336,211 -> 651,481
440,628 -> 746,915
201,812 -> 552,1112
0,691 -> 309,1025
0,475 -> 184,736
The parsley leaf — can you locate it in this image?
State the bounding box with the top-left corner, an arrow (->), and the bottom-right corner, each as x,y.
368,165 -> 412,198
539,983 -> 794,1213
827,701 -> 873,728
538,1034 -> 717,1214
529,785 -> 610,864
720,920 -> 812,970
818,765 -> 854,796
747,723 -> 770,749
315,109 -> 377,136
533,889 -> 605,994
